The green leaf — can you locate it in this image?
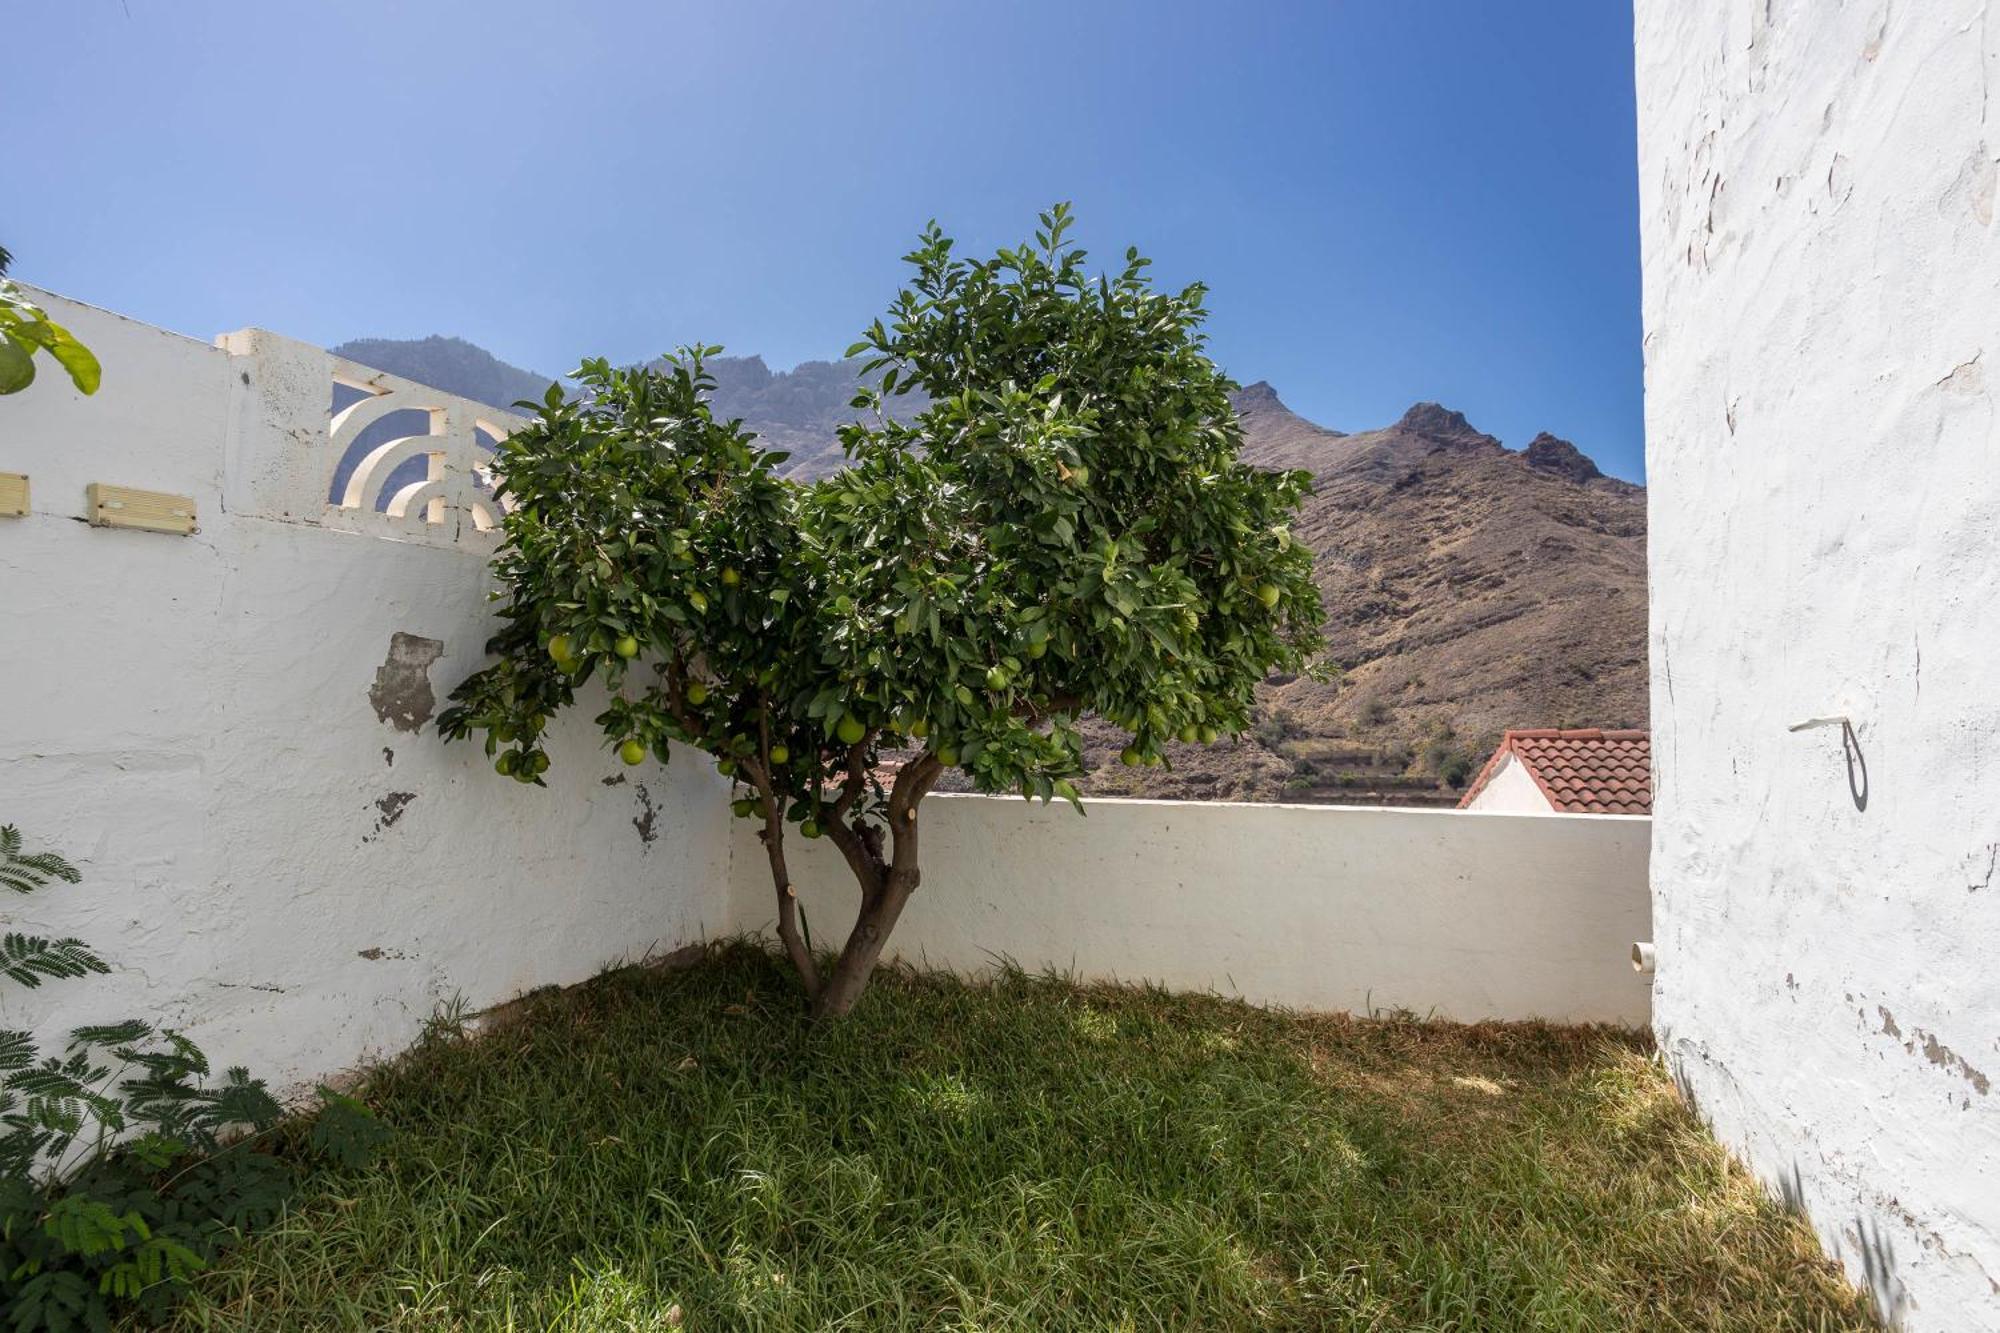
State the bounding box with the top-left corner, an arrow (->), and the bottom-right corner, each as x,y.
0,334 -> 34,394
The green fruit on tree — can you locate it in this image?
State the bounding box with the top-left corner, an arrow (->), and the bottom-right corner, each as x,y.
1178,723 -> 1199,743
1120,746 -> 1143,767
688,590 -> 708,613
800,819 -> 821,839
685,681 -> 709,706
720,567 -> 740,586
495,752 -> 516,776
1256,583 -> 1281,610
836,714 -> 866,745
731,798 -> 756,818
717,757 -> 737,777
936,747 -> 960,767
985,665 -> 1010,691
1198,724 -> 1219,744
513,768 -> 537,785
954,684 -> 974,706
1070,464 -> 1091,485
547,634 -> 573,665
619,739 -> 646,765
1026,638 -> 1047,659
909,717 -> 929,739
769,744 -> 789,765
615,635 -> 639,659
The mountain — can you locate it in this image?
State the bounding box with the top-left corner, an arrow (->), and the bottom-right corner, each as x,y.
329,337 -> 903,480
1071,387 -> 1646,804
335,336 -> 1646,804
331,336 -> 556,412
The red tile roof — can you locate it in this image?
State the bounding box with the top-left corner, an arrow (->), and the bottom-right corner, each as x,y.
1458,728 -> 1652,815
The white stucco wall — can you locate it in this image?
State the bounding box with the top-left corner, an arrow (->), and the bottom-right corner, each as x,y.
0,290 -> 1657,1119
0,293 -> 731,1092
1462,753 -> 1557,815
732,796 -> 1652,1024
1636,4 -> 2000,1325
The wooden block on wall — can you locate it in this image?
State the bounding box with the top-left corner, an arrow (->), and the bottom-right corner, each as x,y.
0,473 -> 26,517
87,483 -> 197,535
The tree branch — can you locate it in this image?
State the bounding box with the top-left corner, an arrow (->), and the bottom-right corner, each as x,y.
752,697 -> 820,1000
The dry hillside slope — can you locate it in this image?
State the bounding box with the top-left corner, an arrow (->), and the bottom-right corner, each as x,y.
1072,389 -> 1647,804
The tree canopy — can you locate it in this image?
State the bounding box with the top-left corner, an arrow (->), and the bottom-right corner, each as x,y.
441,205 -> 1324,1015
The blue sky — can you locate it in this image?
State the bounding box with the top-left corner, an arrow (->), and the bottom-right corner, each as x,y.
11,2 -> 1643,480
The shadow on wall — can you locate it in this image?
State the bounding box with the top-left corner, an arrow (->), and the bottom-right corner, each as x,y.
1840,721 -> 1868,812
1777,1160 -> 1905,1326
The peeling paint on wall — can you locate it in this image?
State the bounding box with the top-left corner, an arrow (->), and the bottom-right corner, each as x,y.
363,791 -> 416,843
368,632 -> 443,732
633,782 -> 659,846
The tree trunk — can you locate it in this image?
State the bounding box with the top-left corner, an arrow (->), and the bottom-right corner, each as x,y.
808,751 -> 943,1020
813,869 -> 918,1019
759,804 -> 821,1002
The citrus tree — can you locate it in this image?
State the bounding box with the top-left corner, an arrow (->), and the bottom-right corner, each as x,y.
439,206 -> 1324,1018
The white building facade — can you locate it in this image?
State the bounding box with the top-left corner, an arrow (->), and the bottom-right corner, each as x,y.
1636,3 -> 2000,1325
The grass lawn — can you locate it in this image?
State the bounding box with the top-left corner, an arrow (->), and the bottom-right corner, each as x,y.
171,945 -> 1871,1331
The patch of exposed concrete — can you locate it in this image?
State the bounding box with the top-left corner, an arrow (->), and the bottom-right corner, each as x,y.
633,782 -> 658,846
363,791 -> 417,843
368,632 -> 444,732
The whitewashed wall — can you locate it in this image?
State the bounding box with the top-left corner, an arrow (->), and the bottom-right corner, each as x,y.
0,290 -> 1654,1111
1636,4 -> 2000,1326
733,797 -> 1652,1024
0,293 -> 731,1092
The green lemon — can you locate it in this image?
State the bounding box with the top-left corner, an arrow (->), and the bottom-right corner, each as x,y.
936,747 -> 960,767
1198,724 -> 1219,744
547,634 -> 573,665
614,635 -> 639,659
1256,583 -> 1282,610
985,665 -> 1010,691
619,739 -> 646,765
1071,464 -> 1091,485
530,752 -> 550,774
769,744 -> 789,766
1120,746 -> 1143,767
1026,638 -> 1047,659
717,757 -> 737,777
495,752 -> 516,776
800,819 -> 822,839
720,567 -> 740,587
688,589 -> 709,613
685,681 -> 710,706
1178,723 -> 1199,743
836,714 -> 866,745
954,684 -> 974,706
731,798 -> 756,818
908,717 -> 929,739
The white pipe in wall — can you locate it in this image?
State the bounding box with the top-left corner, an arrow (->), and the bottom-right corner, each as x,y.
1631,942 -> 1656,974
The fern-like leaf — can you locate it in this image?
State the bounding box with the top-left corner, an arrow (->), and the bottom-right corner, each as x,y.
1,934 -> 109,990
0,824 -> 82,896
0,1028 -> 35,1073
67,1021 -> 150,1051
